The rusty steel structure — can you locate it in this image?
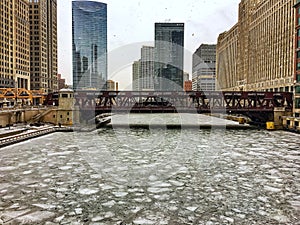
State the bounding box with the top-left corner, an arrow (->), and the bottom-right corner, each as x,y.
74,91 -> 293,123
0,88 -> 46,106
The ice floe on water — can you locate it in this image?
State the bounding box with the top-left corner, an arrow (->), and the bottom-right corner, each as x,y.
0,166 -> 17,171
0,128 -> 299,224
78,188 -> 99,195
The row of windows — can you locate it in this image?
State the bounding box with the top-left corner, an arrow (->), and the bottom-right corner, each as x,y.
16,65 -> 29,72
30,10 -> 39,14
29,15 -> 39,20
0,34 -> 13,42
0,75 -> 13,79
0,14 -> 13,23
30,20 -> 39,25
0,80 -> 13,85
29,5 -> 39,9
0,61 -> 12,67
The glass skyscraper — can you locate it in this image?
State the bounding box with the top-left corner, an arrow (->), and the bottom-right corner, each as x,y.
72,1 -> 107,90
154,23 -> 184,91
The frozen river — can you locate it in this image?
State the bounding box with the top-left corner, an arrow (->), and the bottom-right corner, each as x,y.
0,114 -> 299,224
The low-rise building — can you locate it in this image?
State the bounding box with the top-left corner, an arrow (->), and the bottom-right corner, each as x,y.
184,80 -> 192,92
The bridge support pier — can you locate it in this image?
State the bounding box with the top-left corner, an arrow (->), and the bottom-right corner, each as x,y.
273,107 -> 292,130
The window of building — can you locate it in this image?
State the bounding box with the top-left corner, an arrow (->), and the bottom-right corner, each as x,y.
297,74 -> 300,83
296,99 -> 300,109
295,86 -> 300,94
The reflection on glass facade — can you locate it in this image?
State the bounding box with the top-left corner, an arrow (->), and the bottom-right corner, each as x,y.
154,23 -> 184,91
72,1 -> 107,90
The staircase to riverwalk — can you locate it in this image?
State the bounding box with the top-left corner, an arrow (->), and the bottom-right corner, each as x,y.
28,108 -> 55,124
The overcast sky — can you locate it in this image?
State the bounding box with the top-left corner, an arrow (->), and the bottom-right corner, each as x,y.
57,0 -> 240,89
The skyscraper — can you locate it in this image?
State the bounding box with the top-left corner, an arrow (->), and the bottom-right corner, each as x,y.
29,0 -> 58,93
154,23 -> 184,91
132,60 -> 141,91
192,44 -> 216,91
140,46 -> 154,91
72,1 -> 107,90
0,0 -> 30,89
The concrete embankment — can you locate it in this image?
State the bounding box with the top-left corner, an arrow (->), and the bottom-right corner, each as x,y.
0,126 -> 73,148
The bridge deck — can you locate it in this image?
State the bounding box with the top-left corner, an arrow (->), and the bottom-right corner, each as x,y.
73,91 -> 293,124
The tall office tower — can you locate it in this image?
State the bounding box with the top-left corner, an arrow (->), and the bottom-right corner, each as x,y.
29,0 -> 58,93
72,1 -> 107,90
0,0 -> 30,89
132,60 -> 141,91
154,23 -> 184,91
140,46 -> 154,91
192,44 -> 216,91
217,0 -> 294,92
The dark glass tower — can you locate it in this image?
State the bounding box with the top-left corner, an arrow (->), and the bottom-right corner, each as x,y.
72,1 -> 107,90
154,23 -> 184,91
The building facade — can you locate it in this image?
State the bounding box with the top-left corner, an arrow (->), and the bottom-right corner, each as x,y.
183,72 -> 189,84
216,25 -> 239,91
57,74 -> 66,90
72,1 -> 107,90
106,80 -> 116,91
140,46 -> 155,91
192,44 -> 216,91
132,46 -> 155,91
154,23 -> 184,91
132,60 -> 141,91
29,0 -> 58,92
294,0 -> 300,116
184,80 -> 192,92
216,0 -> 295,92
0,0 -> 30,89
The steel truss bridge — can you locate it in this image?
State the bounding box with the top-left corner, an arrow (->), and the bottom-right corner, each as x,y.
74,91 -> 293,124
